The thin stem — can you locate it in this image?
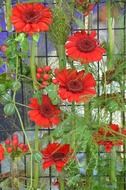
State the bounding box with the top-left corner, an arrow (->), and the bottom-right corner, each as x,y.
11,158 -> 20,190
15,102 -> 31,109
106,0 -> 114,68
59,173 -> 65,190
5,0 -> 12,31
110,147 -> 117,188
30,37 -> 40,189
30,39 -> 38,90
71,103 -> 76,150
14,105 -> 33,189
33,127 -> 39,189
57,44 -> 66,69
13,55 -> 19,102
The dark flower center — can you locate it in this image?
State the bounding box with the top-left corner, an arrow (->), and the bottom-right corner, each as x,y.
67,80 -> 84,92
76,38 -> 96,52
40,104 -> 53,118
52,152 -> 65,161
24,10 -> 42,23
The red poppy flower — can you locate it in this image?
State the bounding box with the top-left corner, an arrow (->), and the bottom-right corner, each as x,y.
11,3 -> 52,34
94,123 -> 123,153
41,143 -> 73,172
28,95 -> 61,128
0,144 -> 5,161
55,69 -> 96,103
65,31 -> 105,63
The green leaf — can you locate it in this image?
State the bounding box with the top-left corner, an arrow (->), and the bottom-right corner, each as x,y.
45,83 -> 60,105
106,100 -> 119,113
15,33 -> 25,43
33,152 -> 42,163
33,33 -> 40,42
0,93 -> 12,104
11,81 -> 21,92
4,103 -> 15,116
0,84 -> 6,94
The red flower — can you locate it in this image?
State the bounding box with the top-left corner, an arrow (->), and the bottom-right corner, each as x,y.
55,69 -> 96,103
98,140 -> 123,153
0,144 -> 5,161
110,124 -> 120,132
11,3 -> 52,34
41,143 -> 73,172
98,124 -> 120,137
94,123 -> 123,153
28,95 -> 61,128
65,31 -> 105,63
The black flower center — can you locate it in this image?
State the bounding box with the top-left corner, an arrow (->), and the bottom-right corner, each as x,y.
76,38 -> 96,52
67,80 -> 83,92
24,10 -> 42,23
40,104 -> 53,118
52,152 -> 65,161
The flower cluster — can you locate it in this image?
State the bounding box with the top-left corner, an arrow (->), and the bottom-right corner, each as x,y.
94,124 -> 126,152
0,135 -> 28,161
5,134 -> 29,154
36,66 -> 52,88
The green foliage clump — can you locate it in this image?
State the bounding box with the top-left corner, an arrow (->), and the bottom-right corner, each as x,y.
49,6 -> 71,45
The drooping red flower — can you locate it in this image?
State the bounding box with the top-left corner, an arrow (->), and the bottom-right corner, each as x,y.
28,95 -> 61,128
94,123 -> 123,153
11,3 -> 52,34
0,144 -> 5,161
65,31 -> 105,63
41,143 -> 73,172
97,140 -> 123,153
55,69 -> 96,103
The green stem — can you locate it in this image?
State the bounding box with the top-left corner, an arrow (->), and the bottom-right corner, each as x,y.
11,158 -> 20,190
57,44 -> 66,69
14,106 -> 33,189
33,127 -> 39,189
71,103 -> 76,150
30,39 -> 38,90
30,37 -> 40,189
106,0 -> 114,68
15,102 -> 31,109
59,174 -> 65,190
110,147 -> 117,188
5,0 -> 12,31
13,55 -> 19,102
